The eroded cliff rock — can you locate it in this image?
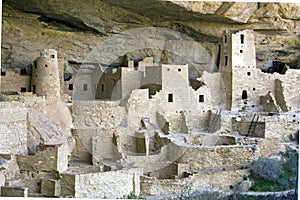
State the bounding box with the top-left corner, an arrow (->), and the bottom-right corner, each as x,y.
2,1 -> 300,73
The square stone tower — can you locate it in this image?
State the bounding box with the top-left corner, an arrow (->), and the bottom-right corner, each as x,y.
219,30 -> 257,111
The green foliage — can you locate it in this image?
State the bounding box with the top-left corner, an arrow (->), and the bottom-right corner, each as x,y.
249,150 -> 298,192
250,158 -> 282,181
283,150 -> 298,174
125,192 -> 145,199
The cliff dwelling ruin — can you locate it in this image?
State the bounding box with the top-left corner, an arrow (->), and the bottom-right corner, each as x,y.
0,29 -> 299,198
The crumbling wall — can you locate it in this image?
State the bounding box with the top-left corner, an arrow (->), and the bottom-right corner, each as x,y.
0,102 -> 27,155
260,92 -> 281,112
6,171 -> 58,194
17,144 -> 68,172
275,69 -> 300,111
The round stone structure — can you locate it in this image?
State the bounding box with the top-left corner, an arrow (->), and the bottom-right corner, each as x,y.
31,49 -> 60,100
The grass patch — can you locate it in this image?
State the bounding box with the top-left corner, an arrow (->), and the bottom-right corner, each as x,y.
249,151 -> 298,192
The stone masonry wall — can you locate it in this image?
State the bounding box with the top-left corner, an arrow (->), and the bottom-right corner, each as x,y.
141,169 -> 250,195
0,102 -> 27,155
1,71 -> 31,93
72,100 -> 126,128
17,145 -> 68,172
61,169 -> 142,199
177,146 -> 254,171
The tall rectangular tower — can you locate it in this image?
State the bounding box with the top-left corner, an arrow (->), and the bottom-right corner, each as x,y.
220,30 -> 257,110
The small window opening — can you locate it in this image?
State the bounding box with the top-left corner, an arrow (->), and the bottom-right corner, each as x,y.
178,68 -> 181,72
45,64 -> 48,68
51,54 -> 55,59
242,90 -> 248,100
224,35 -> 227,43
68,84 -> 73,90
20,87 -> 27,92
225,56 -> 228,66
101,84 -> 105,92
32,85 -> 36,94
168,93 -> 173,102
1,71 -> 6,76
199,95 -> 204,102
167,68 -> 170,71
240,50 -> 243,53
83,84 -> 88,91
253,88 -> 256,91
20,68 -> 27,75
240,34 -> 245,44
247,72 -> 251,76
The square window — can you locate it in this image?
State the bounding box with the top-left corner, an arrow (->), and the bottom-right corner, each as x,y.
178,69 -> 181,72
45,64 -> 48,67
51,55 -> 55,59
1,71 -> 6,76
240,50 -> 243,53
83,84 -> 88,91
20,87 -> 27,92
199,95 -> 204,102
69,84 -> 73,90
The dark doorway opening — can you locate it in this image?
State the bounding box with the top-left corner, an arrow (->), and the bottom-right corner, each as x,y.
168,94 -> 173,102
242,90 -> 248,100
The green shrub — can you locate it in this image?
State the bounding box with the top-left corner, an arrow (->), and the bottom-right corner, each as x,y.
250,158 -> 282,181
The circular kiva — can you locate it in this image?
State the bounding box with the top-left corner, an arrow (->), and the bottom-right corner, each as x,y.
73,27 -> 217,172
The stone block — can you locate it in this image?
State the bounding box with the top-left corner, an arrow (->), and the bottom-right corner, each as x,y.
41,179 -> 61,197
1,186 -> 28,197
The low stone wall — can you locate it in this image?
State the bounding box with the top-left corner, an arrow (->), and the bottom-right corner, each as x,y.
176,145 -> 254,171
17,144 -> 68,172
1,186 -> 28,197
61,168 -> 142,199
140,169 -> 250,195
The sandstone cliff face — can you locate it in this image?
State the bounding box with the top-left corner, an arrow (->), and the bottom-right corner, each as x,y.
2,1 -> 300,72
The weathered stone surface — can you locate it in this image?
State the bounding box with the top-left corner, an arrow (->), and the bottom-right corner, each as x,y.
0,102 -> 28,155
41,179 -> 61,197
1,186 -> 28,197
2,1 -> 300,73
61,169 -> 142,199
27,108 -> 67,152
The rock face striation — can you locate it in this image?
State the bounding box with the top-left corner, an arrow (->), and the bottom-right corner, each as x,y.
2,1 -> 300,73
